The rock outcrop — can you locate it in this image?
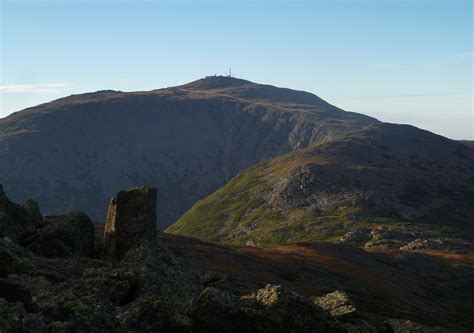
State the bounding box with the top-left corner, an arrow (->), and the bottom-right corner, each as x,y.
1,186 -> 473,331
0,185 -> 42,243
189,284 -> 346,333
103,187 -> 157,259
385,319 -> 448,332
23,212 -> 95,258
169,123 -> 474,246
312,290 -> 356,319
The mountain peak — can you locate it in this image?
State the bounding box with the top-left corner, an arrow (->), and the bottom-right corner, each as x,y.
181,75 -> 253,90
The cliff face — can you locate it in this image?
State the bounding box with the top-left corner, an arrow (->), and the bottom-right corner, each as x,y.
169,123 -> 474,246
0,77 -> 376,229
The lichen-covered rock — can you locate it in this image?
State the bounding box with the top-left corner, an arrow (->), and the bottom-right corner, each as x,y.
188,287 -> 262,333
385,319 -> 448,333
24,211 -> 94,258
115,296 -> 191,332
0,238 -> 36,278
189,284 -> 345,333
0,185 -> 42,243
338,229 -> 371,245
103,187 -> 157,259
312,291 -> 378,332
0,299 -> 28,332
400,238 -> 474,252
247,284 -> 345,332
312,290 -> 356,319
0,278 -> 35,312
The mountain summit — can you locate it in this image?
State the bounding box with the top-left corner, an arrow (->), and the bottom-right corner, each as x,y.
0,77 -> 376,228
180,76 -> 338,109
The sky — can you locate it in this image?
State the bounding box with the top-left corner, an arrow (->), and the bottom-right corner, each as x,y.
0,0 -> 472,139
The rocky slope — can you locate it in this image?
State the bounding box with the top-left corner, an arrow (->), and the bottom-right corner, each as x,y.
0,76 -> 376,229
1,186 -> 472,331
168,123 -> 474,248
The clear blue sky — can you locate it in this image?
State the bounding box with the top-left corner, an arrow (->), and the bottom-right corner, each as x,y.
1,0 -> 472,139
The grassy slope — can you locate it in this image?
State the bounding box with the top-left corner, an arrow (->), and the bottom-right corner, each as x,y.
167,161 -> 285,243
167,153 -> 415,245
167,124 -> 474,246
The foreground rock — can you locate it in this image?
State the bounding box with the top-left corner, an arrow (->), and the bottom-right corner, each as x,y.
23,212 -> 95,258
1,187 -> 473,331
0,184 -> 42,243
385,319 -> 448,333
103,187 -> 157,259
189,284 -> 347,333
0,187 -> 200,332
312,290 -> 356,319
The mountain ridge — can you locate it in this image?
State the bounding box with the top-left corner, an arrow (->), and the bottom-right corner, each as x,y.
0,77 -> 377,229
168,122 -> 474,247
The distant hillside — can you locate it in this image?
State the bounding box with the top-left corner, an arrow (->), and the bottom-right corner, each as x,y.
168,123 -> 474,246
0,76 -> 376,229
459,140 -> 474,148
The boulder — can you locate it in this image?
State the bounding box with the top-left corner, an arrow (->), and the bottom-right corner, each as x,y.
385,319 -> 448,333
24,212 -> 94,258
0,278 -> 35,312
0,185 -> 42,243
312,290 -> 356,319
188,287 -> 260,333
115,296 -> 191,332
189,284 -> 345,333
0,238 -> 35,278
338,229 -> 371,245
22,200 -> 43,228
400,238 -> 474,252
103,187 -> 157,259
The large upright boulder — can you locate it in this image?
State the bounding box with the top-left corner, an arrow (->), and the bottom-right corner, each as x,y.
103,187 -> 157,259
0,184 -> 42,243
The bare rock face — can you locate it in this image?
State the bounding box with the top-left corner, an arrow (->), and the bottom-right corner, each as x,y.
103,187 -> 157,259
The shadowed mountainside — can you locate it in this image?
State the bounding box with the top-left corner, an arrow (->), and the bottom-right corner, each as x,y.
459,140 -> 474,148
168,123 -> 474,246
0,76 -> 377,229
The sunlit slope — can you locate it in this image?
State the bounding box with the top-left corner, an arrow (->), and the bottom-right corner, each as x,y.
168,123 -> 474,245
